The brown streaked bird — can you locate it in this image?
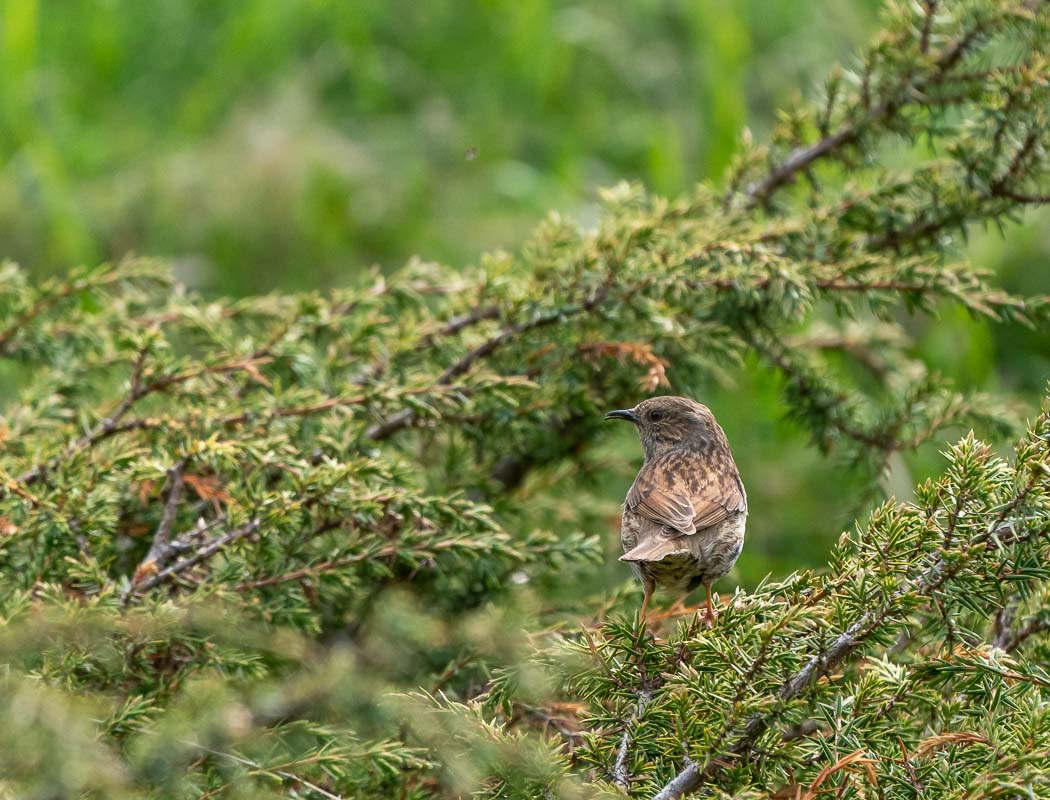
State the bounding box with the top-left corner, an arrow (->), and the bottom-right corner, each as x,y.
606,396 -> 747,625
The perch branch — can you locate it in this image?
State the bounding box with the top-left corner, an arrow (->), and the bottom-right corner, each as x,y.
650,504 -> 1050,800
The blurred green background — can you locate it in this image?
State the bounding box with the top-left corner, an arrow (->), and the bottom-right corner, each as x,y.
1,0 -> 882,292
2,0 -> 1047,591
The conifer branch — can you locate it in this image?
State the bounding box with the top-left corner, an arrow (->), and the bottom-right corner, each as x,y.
650,522 -> 1037,798
189,743 -> 348,800
612,689 -> 653,789
365,283 -> 611,440
11,351 -> 273,492
126,517 -> 261,598
0,2 -> 1047,796
0,263 -> 163,356
124,461 -> 188,597
739,5 -> 1000,208
650,445 -> 1050,800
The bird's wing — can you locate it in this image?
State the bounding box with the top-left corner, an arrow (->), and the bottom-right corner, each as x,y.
626,451 -> 745,536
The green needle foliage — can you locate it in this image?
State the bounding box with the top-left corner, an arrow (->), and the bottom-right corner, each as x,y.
0,1 -> 1048,797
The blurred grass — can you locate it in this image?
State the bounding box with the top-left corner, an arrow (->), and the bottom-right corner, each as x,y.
1,0 -> 1047,592
1,0 -> 879,293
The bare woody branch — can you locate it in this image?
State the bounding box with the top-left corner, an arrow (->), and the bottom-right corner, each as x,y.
122,461 -> 188,601
125,517 -> 261,600
612,689 -> 654,789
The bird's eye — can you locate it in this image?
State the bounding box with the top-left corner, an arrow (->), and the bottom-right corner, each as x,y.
649,410 -> 664,422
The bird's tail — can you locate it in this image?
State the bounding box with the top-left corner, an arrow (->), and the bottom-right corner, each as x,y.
619,536 -> 690,563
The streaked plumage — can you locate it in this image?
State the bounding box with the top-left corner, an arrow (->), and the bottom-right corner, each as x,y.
606,396 -> 747,623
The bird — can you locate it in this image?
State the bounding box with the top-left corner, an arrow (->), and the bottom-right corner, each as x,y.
605,396 -> 747,625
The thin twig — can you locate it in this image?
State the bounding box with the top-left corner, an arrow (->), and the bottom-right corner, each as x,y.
0,267 -> 142,355
126,517 -> 260,599
439,284 -> 610,387
426,304 -> 501,341
11,353 -> 272,492
919,0 -> 937,55
145,462 -> 186,565
365,284 -> 610,440
612,689 -> 653,789
121,461 -> 188,601
189,742 -> 346,800
1000,612 -> 1050,653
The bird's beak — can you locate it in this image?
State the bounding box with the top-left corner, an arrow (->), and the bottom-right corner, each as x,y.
605,409 -> 638,423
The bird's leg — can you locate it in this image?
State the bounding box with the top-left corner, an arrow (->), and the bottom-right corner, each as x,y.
639,580 -> 654,623
633,580 -> 658,645
702,582 -> 717,627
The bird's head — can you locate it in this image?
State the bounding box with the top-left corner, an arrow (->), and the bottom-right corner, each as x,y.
605,395 -> 726,460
